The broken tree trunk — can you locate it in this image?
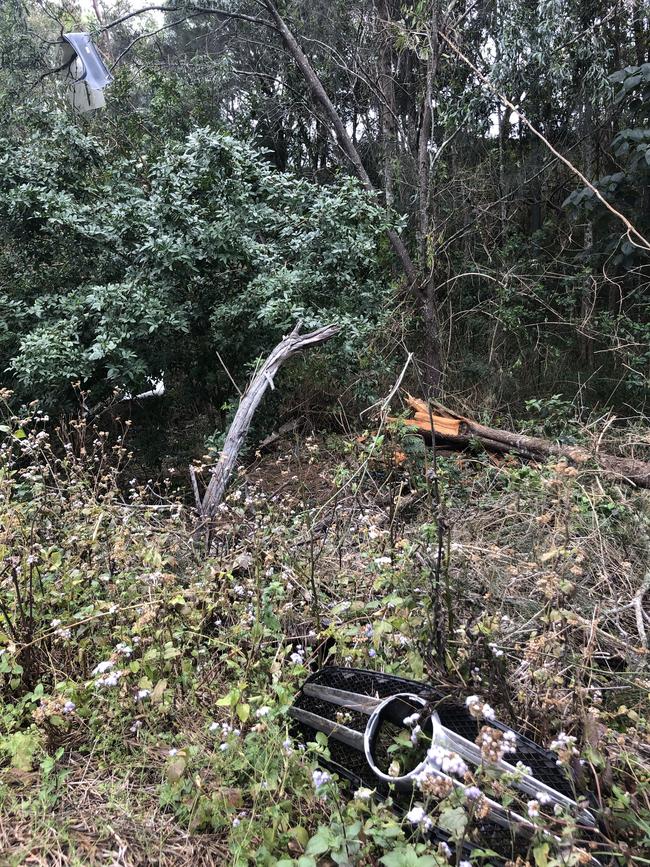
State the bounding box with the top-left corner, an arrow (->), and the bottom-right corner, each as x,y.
395,395 -> 650,489
197,322 -> 340,524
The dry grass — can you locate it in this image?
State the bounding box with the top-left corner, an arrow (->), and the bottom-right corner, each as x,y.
1,417 -> 649,864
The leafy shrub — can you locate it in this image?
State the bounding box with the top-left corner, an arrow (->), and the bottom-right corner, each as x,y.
0,116 -> 394,410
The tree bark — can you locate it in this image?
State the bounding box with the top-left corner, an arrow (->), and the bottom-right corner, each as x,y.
376,0 -> 397,210
401,396 -> 650,489
198,322 -> 340,524
416,1 -> 442,394
580,97 -> 595,366
632,0 -> 647,65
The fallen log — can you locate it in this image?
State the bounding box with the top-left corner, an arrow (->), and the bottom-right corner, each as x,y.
196,322 -> 340,527
394,395 -> 650,489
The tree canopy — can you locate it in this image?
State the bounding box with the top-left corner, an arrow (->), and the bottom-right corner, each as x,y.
2,0 -> 649,414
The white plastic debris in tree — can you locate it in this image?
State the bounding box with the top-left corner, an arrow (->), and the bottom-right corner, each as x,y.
121,377 -> 166,402
62,33 -> 112,113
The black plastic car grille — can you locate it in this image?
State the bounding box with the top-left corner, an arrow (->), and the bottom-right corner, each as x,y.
292,665 -> 575,799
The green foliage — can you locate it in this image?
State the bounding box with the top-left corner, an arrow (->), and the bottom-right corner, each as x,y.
0,116 -> 392,407
565,60 -> 650,270
0,407 -> 649,863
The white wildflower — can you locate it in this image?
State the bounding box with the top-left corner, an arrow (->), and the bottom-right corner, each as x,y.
95,670 -> 121,688
312,769 -> 331,789
92,659 -> 115,674
405,805 -> 432,830
427,745 -> 468,778
527,799 -> 540,818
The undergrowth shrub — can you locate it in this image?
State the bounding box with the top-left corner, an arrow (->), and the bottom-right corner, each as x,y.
0,404 -> 649,865
0,115 -> 394,418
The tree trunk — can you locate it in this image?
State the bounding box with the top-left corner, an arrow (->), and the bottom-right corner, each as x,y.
423,286 -> 442,394
580,99 -> 595,366
632,0 -> 647,65
416,1 -> 441,394
400,396 -> 650,489
376,0 -> 397,210
262,0 -> 419,290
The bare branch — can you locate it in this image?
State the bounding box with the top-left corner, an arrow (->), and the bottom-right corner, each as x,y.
110,13 -> 204,70
98,4 -> 276,34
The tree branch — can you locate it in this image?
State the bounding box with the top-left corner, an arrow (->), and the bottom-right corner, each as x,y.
260,0 -> 420,293
98,4 -> 276,34
196,322 -> 340,538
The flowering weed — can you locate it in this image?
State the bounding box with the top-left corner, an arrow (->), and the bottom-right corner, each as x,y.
0,409 -> 648,864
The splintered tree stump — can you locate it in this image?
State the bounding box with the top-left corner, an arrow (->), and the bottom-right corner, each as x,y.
196,322 -> 340,531
395,395 -> 650,489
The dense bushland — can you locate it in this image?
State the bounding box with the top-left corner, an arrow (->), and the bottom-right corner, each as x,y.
0,116 -> 393,411
1,2 -> 650,865
2,0 -> 649,446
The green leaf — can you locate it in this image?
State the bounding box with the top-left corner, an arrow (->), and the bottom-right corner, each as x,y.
5,731 -> 40,772
216,688 -> 240,708
380,847 -> 439,867
236,702 -> 250,722
305,830 -> 330,856
437,805 -> 468,840
290,826 -> 309,848
533,842 -> 550,866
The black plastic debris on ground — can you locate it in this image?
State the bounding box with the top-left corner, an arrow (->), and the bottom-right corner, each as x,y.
290,666 -> 594,861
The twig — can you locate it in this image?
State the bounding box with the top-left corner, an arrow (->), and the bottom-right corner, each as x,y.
439,30 -> 650,252
189,465 -> 202,515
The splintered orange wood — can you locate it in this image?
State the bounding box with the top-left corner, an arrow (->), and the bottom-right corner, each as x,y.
405,394 -> 459,420
412,413 -> 461,437
405,395 -> 429,415
388,416 -> 461,437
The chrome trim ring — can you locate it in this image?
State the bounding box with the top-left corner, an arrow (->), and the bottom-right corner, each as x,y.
363,693 -> 444,785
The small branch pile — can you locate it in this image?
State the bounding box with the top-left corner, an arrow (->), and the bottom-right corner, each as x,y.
394,395 -> 650,489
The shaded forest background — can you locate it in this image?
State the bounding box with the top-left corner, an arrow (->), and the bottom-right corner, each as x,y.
2,0 -> 649,468
2,6 -> 650,865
